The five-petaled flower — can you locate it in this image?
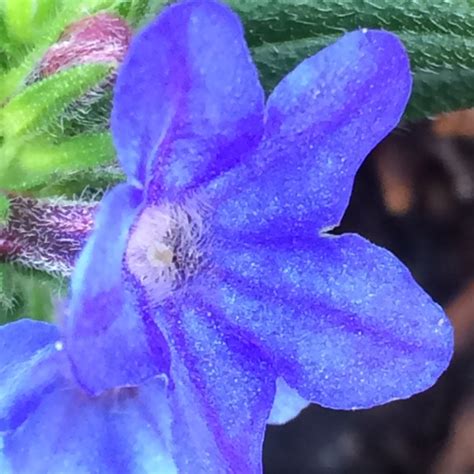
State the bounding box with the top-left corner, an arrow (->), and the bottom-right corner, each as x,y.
0,0 -> 453,473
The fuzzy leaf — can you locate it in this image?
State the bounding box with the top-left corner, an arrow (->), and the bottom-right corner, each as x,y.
0,266 -> 66,324
34,165 -> 124,198
129,0 -> 168,27
0,16 -> 16,60
11,269 -> 64,322
227,0 -> 474,119
0,194 -> 10,224
3,0 -> 65,45
0,28 -> 65,102
0,264 -> 16,319
0,133 -> 115,190
1,63 -> 110,139
3,0 -> 37,43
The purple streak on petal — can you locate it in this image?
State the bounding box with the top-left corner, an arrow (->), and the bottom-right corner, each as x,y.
0,319 -> 66,432
210,233 -> 453,409
154,295 -> 275,473
211,30 -> 412,238
65,184 -> 170,395
3,378 -> 177,474
111,0 -> 264,197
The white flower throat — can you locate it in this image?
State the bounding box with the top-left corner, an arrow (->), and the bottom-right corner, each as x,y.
126,198 -> 207,304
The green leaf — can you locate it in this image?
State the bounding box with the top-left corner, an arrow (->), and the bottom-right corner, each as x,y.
3,0 -> 37,43
2,0 -> 66,48
123,0 -> 168,27
0,264 -> 16,319
34,165 -> 124,198
32,0 -> 62,30
125,0 -> 150,25
228,0 -> 474,119
1,63 -> 111,139
0,132 -> 115,190
0,0 -> 128,101
11,268 -> 66,323
0,265 -> 64,324
0,26 -> 64,101
0,265 -> 67,325
17,274 -> 54,321
0,194 -> 10,224
0,16 -> 17,60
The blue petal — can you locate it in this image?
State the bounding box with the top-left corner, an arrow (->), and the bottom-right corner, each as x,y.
65,183 -> 170,394
211,234 -> 453,409
268,378 -> 309,425
3,377 -> 177,474
155,295 -> 275,473
0,319 -> 64,432
0,439 -> 10,474
112,0 -> 264,198
209,30 -> 411,239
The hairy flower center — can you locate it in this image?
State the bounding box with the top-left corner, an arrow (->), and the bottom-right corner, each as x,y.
126,199 -> 207,304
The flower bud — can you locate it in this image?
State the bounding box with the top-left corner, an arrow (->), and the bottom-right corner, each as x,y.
29,13 -> 132,129
37,13 -> 132,78
0,196 -> 96,276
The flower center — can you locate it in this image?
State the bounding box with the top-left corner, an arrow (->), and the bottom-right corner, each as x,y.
125,198 -> 208,304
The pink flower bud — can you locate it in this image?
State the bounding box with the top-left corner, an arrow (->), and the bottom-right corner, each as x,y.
0,195 -> 97,276
38,13 -> 131,78
26,13 -> 132,127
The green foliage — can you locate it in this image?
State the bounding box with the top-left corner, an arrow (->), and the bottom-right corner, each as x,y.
229,0 -> 474,119
0,64 -> 114,191
1,0 -> 128,49
1,64 -> 110,138
0,132 -> 115,189
0,0 -> 122,196
15,271 -> 58,321
120,0 -> 168,27
0,264 -> 16,318
32,165 -> 124,198
0,194 -> 10,224
0,264 -> 66,323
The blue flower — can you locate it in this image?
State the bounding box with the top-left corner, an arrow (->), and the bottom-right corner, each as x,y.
0,0 -> 453,472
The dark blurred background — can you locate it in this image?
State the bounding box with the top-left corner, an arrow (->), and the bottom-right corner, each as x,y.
263,110 -> 474,474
